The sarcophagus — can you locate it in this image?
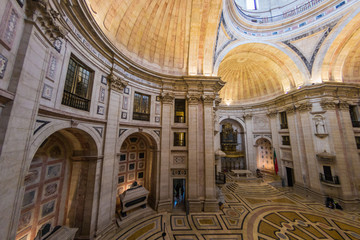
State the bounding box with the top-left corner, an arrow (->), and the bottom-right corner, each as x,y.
120,185 -> 149,217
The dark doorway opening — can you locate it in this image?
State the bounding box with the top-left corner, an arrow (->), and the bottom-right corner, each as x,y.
173,179 -> 186,211
286,167 -> 294,187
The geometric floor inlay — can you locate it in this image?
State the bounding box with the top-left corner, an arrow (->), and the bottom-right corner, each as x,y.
191,215 -> 222,230
111,178 -> 360,240
171,215 -> 192,231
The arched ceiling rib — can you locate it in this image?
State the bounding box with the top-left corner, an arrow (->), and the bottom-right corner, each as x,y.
86,0 -> 222,76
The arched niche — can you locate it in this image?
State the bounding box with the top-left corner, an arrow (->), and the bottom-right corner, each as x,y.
255,138 -> 274,173
116,131 -> 159,212
219,119 -> 246,171
16,128 -> 99,240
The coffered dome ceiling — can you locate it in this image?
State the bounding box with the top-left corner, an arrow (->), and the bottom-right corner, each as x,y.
85,0 -> 222,76
218,43 -> 305,105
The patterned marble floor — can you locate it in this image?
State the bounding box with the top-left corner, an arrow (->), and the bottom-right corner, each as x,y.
111,177 -> 360,240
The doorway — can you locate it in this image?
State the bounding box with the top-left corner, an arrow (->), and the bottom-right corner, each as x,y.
286,167 -> 294,187
173,179 -> 186,211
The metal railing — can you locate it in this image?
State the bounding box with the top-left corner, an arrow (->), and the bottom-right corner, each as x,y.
280,123 -> 288,129
319,173 -> 340,185
133,112 -> 150,121
62,90 -> 90,111
235,0 -> 326,23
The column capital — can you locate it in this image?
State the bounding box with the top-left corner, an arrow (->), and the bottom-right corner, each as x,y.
320,99 -> 337,110
109,73 -> 128,93
338,101 -> 349,110
296,102 -> 312,112
160,92 -> 174,103
26,0 -> 68,42
285,105 -> 296,114
266,110 -> 277,118
187,94 -> 201,105
202,94 -> 215,105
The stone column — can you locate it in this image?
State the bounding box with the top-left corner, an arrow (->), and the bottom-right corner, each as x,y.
327,101 -> 360,203
296,103 -> 318,191
286,106 -> 307,188
267,110 -> 281,174
157,92 -> 173,211
243,113 -> 254,171
0,22 -> 50,239
96,73 -> 126,235
202,95 -> 218,212
187,94 -> 202,211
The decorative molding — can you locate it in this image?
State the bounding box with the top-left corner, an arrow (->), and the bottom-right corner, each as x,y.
119,129 -> 128,137
173,156 -> 185,164
93,127 -> 103,138
160,92 -> 174,104
171,169 -> 187,177
34,120 -> 51,135
212,79 -> 226,92
121,111 -> 127,119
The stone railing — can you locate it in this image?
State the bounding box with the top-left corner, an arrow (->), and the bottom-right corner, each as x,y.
234,0 -> 326,23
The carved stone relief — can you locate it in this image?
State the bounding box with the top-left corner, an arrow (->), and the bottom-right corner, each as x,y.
173,156 -> 186,164
253,115 -> 270,131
